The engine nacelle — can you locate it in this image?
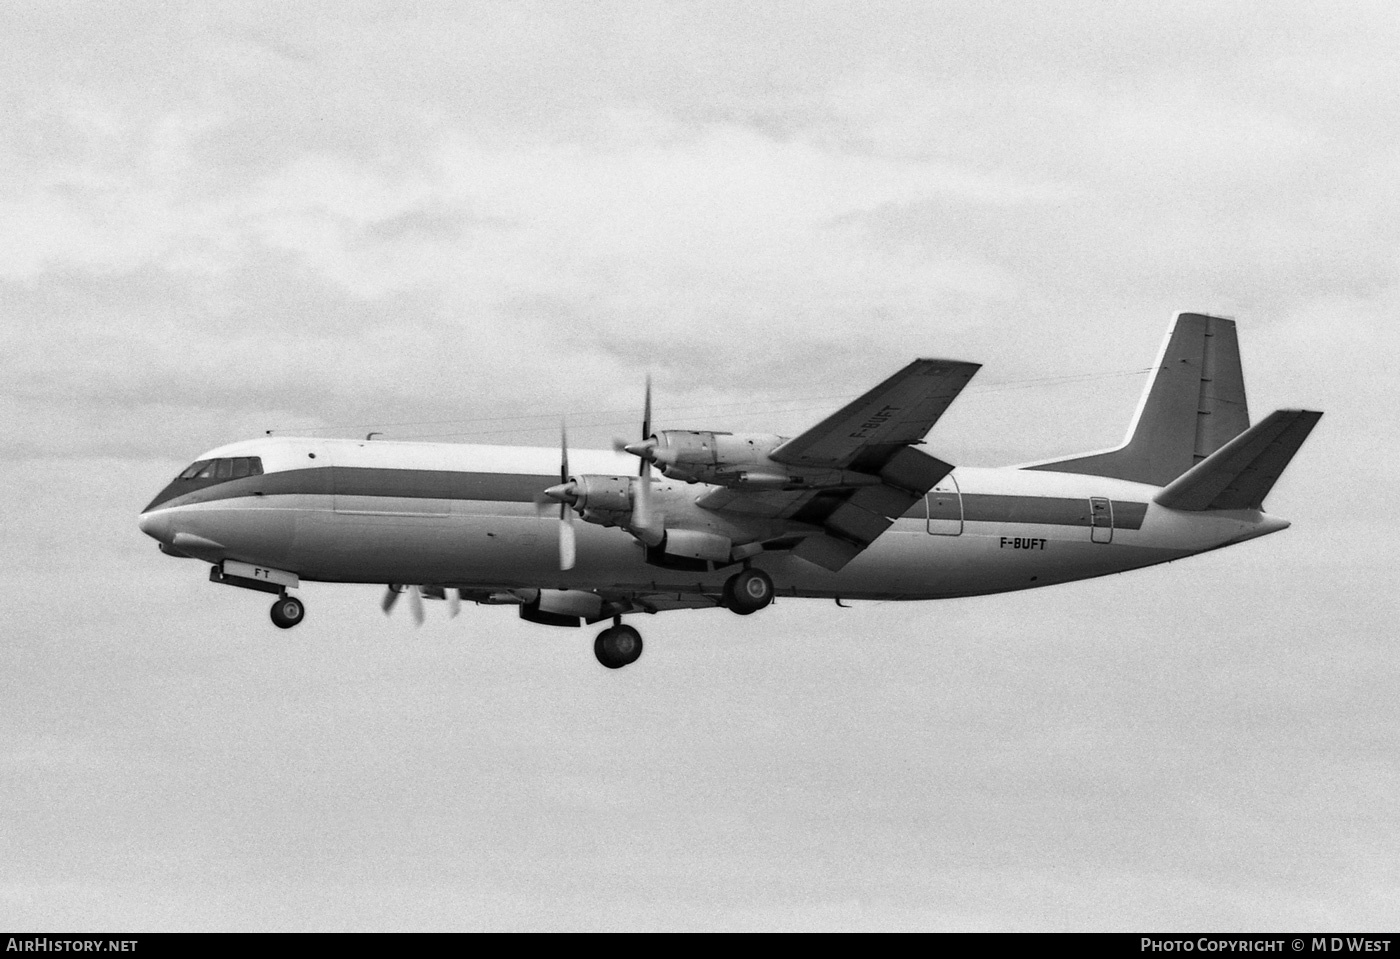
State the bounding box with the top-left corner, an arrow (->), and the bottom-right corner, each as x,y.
650,431 -> 787,484
646,430 -> 883,491
571,474 -> 633,512
661,528 -> 733,563
517,588 -> 605,627
568,474 -> 637,527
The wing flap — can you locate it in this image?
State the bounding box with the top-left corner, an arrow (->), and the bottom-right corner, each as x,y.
787,481 -> 930,571
628,591 -> 722,612
790,534 -> 865,571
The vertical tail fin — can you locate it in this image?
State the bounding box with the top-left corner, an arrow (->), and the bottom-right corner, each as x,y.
1027,312 -> 1251,486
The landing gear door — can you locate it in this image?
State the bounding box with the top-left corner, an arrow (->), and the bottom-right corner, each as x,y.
1090,496 -> 1113,544
926,474 -> 963,536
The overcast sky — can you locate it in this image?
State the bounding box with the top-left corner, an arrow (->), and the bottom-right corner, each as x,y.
3,0 -> 1397,931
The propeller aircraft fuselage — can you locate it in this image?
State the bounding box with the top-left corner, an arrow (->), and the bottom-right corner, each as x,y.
138,313 -> 1320,668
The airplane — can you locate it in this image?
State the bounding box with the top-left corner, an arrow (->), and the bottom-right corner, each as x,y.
138,312 -> 1321,669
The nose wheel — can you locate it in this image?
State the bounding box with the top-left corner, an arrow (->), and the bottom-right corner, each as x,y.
595,624 -> 643,669
723,567 -> 774,615
270,594 -> 305,629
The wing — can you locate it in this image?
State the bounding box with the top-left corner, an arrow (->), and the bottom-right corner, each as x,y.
622,590 -> 723,613
456,585 -> 723,615
702,358 -> 979,571
768,358 -> 980,472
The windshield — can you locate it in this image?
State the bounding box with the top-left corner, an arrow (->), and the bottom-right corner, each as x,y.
177,457 -> 263,481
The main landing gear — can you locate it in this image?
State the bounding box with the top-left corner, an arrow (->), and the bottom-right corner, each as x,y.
595,622 -> 643,669
723,567 -> 774,615
592,567 -> 775,669
269,594 -> 305,630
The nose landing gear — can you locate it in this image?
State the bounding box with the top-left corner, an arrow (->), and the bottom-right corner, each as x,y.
594,623 -> 643,669
270,594 -> 305,629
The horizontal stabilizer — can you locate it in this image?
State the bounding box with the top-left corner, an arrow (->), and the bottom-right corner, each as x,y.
1154,409 -> 1322,511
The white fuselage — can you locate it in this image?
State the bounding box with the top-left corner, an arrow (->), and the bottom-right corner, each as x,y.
138,436 -> 1289,602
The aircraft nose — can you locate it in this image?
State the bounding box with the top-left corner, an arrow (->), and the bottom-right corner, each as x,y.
138,509 -> 171,542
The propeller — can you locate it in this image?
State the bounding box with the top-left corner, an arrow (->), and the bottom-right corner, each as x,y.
615,375 -> 660,543
636,377 -> 658,539
614,373 -> 658,467
548,379 -> 662,553
381,583 -> 425,625
541,420 -> 577,571
381,585 -> 461,624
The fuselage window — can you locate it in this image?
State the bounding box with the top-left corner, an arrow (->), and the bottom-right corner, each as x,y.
231,457 -> 250,478
215,459 -> 233,479
179,461 -> 208,480
194,461 -> 218,480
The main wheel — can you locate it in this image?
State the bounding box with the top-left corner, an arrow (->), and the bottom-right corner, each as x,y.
270,595 -> 305,629
594,624 -> 643,668
724,568 -> 774,615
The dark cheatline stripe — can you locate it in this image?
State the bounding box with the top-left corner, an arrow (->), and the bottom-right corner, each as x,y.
333,467 -> 552,503
144,465 -> 1150,531
1113,501 -> 1148,530
143,466 -> 555,512
963,494 -> 1089,527
958,494 -> 1147,530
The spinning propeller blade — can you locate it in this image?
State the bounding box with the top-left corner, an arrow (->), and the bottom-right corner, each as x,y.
618,375 -> 660,542
381,584 -> 426,626
634,455 -> 654,534
559,516 -> 576,570
556,420 -> 576,571
641,373 -> 652,469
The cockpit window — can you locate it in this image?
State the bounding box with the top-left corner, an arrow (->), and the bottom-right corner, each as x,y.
177,457 -> 263,481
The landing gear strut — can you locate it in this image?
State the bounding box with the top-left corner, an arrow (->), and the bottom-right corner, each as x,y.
594,623 -> 643,669
723,567 -> 774,615
270,594 -> 305,629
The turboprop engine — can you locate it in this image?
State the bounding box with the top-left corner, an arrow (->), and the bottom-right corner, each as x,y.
542,378 -> 838,573
543,471 -> 739,568
640,431 -> 786,485
545,474 -> 651,532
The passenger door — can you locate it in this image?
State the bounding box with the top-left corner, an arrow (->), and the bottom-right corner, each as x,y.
926,474 -> 963,536
1090,496 -> 1113,544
